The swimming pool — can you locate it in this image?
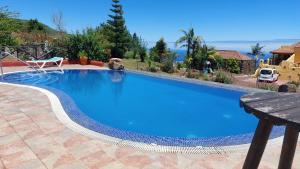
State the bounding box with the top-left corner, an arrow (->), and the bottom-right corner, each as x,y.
0,69 -> 283,146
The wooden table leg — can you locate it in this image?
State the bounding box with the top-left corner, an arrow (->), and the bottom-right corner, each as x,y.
243,119 -> 273,169
278,125 -> 299,169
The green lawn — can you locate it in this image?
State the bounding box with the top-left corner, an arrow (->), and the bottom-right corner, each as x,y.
122,59 -> 161,71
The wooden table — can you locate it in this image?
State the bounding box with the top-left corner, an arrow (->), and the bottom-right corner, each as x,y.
240,92 -> 300,169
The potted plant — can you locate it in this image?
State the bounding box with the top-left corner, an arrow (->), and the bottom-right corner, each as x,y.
78,50 -> 88,65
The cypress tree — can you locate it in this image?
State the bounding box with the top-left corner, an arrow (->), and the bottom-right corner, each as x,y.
107,0 -> 130,58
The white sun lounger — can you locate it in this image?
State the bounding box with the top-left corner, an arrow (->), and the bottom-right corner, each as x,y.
27,57 -> 64,69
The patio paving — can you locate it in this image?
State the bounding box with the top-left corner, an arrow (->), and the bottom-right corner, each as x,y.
0,65 -> 300,169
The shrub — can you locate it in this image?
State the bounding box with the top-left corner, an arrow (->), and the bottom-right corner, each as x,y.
52,29 -> 109,62
225,59 -> 240,74
78,50 -> 88,59
214,71 -> 232,84
139,46 -> 147,62
202,74 -> 211,81
64,34 -> 83,60
160,61 -> 174,73
124,51 -> 135,59
176,62 -> 186,70
278,84 -> 297,92
0,32 -> 19,46
212,56 -> 225,69
186,70 -> 201,79
148,66 -> 158,72
288,81 -> 300,87
186,70 -> 194,78
257,83 -> 277,91
160,55 -> 175,73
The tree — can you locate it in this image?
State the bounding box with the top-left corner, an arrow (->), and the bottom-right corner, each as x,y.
52,11 -> 65,35
176,28 -> 205,69
138,38 -> 147,62
131,33 -> 140,59
0,6 -> 19,19
175,28 -> 195,59
0,6 -> 19,46
150,38 -> 168,62
155,38 -> 167,61
250,43 -> 264,60
107,0 -> 131,58
194,43 -> 217,70
96,23 -> 114,50
190,36 -> 202,68
27,19 -> 44,32
160,52 -> 176,73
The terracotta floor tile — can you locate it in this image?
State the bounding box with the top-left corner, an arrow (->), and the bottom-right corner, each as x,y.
0,67 -> 299,169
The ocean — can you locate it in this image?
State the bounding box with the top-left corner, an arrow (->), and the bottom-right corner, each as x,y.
171,39 -> 299,62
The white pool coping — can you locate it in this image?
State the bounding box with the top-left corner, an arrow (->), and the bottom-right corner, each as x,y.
0,67 -> 286,154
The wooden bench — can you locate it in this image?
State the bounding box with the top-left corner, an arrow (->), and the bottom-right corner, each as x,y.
240,92 -> 300,169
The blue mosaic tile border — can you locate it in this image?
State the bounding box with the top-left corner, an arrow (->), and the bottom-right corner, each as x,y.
0,70 -> 284,147
42,86 -> 285,147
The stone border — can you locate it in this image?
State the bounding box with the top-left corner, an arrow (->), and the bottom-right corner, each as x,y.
0,68 -> 285,154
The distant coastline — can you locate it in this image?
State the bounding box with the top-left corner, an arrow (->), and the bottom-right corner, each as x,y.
207,39 -> 300,43
172,39 -> 300,62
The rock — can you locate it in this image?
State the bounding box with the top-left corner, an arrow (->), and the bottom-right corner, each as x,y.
278,84 -> 297,93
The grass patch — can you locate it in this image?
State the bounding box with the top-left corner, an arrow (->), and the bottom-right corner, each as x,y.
123,59 -> 161,71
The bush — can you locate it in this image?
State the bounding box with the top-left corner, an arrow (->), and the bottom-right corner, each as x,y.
186,70 -> 195,78
111,47 -> 125,59
202,74 -> 211,81
225,59 -> 240,74
186,70 -> 202,79
214,71 -> 232,84
212,57 -> 241,74
0,32 -> 19,46
52,29 -> 109,62
257,83 -> 277,91
139,46 -> 147,62
124,51 -> 135,59
148,66 -> 158,72
160,56 -> 175,73
160,61 -> 174,73
78,50 -> 88,59
278,84 -> 297,92
288,81 -> 300,87
176,62 -> 186,70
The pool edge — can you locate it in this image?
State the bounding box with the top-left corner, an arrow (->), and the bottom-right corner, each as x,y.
0,68 -> 285,154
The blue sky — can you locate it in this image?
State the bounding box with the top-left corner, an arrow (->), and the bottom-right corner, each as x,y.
2,0 -> 300,43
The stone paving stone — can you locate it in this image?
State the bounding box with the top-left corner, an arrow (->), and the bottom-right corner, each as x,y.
99,161 -> 129,169
0,160 -> 4,169
0,133 -> 20,147
1,147 -> 39,168
6,159 -> 47,169
0,119 -> 9,129
0,138 -> 28,157
3,113 -> 28,123
43,153 -> 78,169
0,126 -> 15,137
67,140 -> 102,159
79,150 -> 116,169
118,154 -> 152,169
1,68 -> 300,169
54,161 -> 88,169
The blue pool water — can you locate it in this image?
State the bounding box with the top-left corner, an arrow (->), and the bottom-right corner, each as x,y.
0,70 -> 283,146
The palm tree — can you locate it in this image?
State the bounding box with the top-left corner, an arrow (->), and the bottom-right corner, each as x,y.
197,43 -> 217,69
190,36 -> 202,68
175,28 -> 195,59
250,43 -> 265,60
191,36 -> 202,58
